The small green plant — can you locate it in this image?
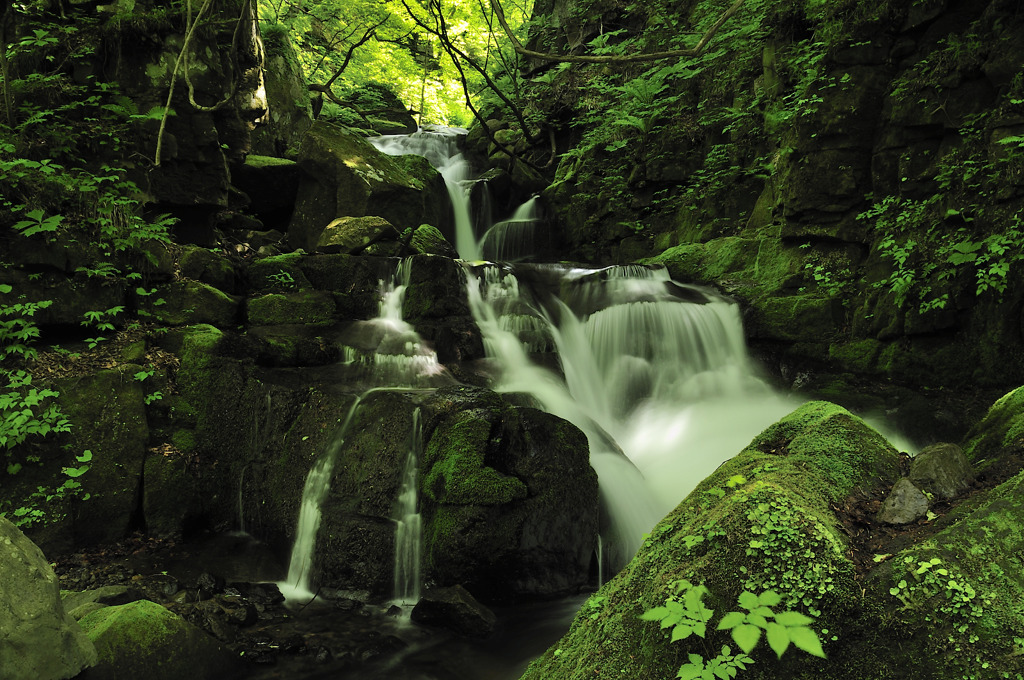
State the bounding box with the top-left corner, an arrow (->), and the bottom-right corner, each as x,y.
267,270 -> 296,287
4,450 -> 92,528
81,306 -> 124,332
641,581 -> 825,679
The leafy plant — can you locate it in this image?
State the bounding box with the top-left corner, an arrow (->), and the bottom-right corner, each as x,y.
641,581 -> 825,680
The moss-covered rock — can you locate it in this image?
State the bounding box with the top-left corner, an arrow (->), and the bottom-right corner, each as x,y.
519,401 -> 900,680
420,386 -> 599,602
246,290 -> 336,326
246,252 -> 311,293
78,599 -> 242,680
0,516 -> 97,680
287,121 -> 448,251
315,215 -> 400,255
962,385 -> 1024,468
409,223 -> 458,258
179,246 -> 239,295
142,454 -> 204,537
137,281 -> 240,327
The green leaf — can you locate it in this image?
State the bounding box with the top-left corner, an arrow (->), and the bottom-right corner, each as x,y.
639,606 -> 669,621
77,450 -> 93,463
774,611 -> 814,627
7,462 -> 22,475
765,622 -> 790,658
758,591 -> 782,607
671,624 -> 693,642
717,611 -> 745,630
677,664 -> 703,680
0,284 -> 11,294
731,624 -> 762,654
789,626 -> 826,658
738,591 -> 759,611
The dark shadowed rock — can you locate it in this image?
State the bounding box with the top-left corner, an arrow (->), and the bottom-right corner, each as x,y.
411,585 -> 497,637
909,442 -> 973,500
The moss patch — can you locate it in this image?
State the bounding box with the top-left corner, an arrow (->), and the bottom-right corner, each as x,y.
423,414 -> 527,506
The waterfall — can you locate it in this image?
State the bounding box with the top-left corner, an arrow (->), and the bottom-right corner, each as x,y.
370,129 -> 480,260
278,395 -> 365,602
479,196 -> 541,262
338,258 -> 451,388
392,408 -> 423,605
466,263 -> 797,569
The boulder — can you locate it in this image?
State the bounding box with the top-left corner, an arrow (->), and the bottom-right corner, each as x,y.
315,215 -> 400,254
0,516 -> 97,680
78,599 -> 243,680
286,121 -> 447,251
179,246 -> 240,295
876,477 -> 930,524
520,398 -> 1024,679
410,585 -> 497,637
420,386 -> 599,601
908,442 -> 973,500
136,281 -> 241,327
409,223 -> 458,258
246,290 -> 337,326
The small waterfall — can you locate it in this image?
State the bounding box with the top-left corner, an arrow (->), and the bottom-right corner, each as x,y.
370,129 -> 479,260
479,196 -> 541,262
338,258 -> 451,388
392,408 -> 423,605
278,396 -> 365,602
466,264 -> 797,568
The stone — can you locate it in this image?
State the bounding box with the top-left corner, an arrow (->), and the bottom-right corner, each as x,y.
62,586 -> 144,613
231,156 -> 302,222
78,599 -> 243,680
410,585 -> 497,637
246,290 -> 337,326
248,30 -> 313,158
143,454 -> 204,537
286,120 -> 448,251
315,215 -> 400,254
420,386 -> 599,601
876,477 -> 931,524
409,223 -> 458,258
909,442 -> 973,500
0,516 -> 97,680
137,281 -> 241,327
179,246 -> 239,295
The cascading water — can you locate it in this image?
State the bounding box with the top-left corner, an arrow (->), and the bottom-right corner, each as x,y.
479,197 -> 541,262
371,129 -> 480,260
339,258 -> 451,389
278,395 -> 365,602
466,264 -> 797,568
392,408 -> 423,605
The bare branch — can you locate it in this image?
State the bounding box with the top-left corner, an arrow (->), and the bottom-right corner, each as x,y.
490,0 -> 746,64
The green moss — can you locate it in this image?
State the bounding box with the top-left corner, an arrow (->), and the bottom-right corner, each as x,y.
247,253 -> 311,293
170,429 -> 196,453
751,294 -> 839,343
139,281 -> 240,327
246,291 -> 336,326
962,386 -> 1024,462
828,338 -> 884,374
422,415 -> 527,506
79,600 -> 179,663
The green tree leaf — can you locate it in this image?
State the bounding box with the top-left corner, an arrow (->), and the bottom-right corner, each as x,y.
765,622 -> 790,658
731,623 -> 762,654
788,626 -> 826,658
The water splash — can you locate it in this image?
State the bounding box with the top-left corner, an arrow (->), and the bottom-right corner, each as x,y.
278,395 -> 365,603
392,408 -> 423,605
466,263 -> 797,569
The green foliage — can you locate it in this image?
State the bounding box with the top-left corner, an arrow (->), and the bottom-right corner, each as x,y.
2,450 -> 93,528
640,580 -> 824,679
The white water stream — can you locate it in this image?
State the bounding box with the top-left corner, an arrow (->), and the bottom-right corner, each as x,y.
392,408 -> 424,605
369,128 -> 798,568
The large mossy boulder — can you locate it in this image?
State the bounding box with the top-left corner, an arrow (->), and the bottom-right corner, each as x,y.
0,516 -> 97,679
249,29 -> 313,158
420,386 -> 599,602
520,399 -> 1024,679
78,599 -> 242,680
287,121 -> 448,251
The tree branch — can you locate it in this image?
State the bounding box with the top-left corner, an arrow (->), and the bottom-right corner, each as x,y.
490,0 -> 746,63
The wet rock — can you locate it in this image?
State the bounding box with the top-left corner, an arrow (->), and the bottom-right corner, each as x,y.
196,572 -> 226,598
420,386 -> 599,601
876,477 -> 931,524
246,290 -> 337,326
0,516 -> 97,679
908,442 -> 973,500
411,585 -> 497,637
287,120 -> 447,251
409,223 -> 458,258
179,246 -> 239,295
79,600 -> 243,680
136,280 -> 241,327
62,585 -> 144,612
315,215 -> 400,254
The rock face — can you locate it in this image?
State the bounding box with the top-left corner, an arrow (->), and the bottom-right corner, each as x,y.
411,585 -> 497,637
519,399 -> 1024,679
78,599 -> 243,680
287,121 -> 449,251
0,516 -> 97,680
249,28 -> 313,158
419,386 -> 599,602
876,477 -> 930,525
